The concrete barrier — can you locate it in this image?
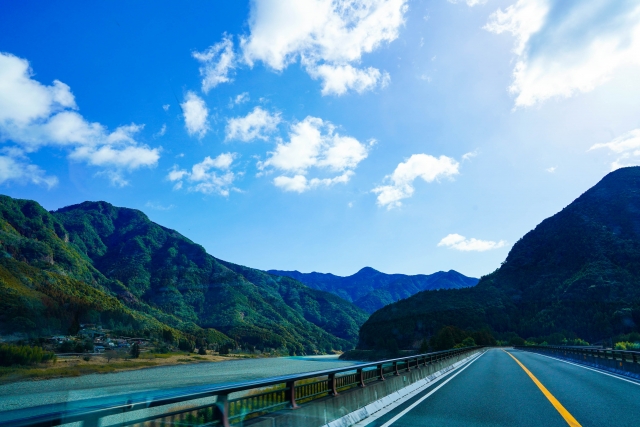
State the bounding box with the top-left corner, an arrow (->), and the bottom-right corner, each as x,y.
245,350 -> 482,427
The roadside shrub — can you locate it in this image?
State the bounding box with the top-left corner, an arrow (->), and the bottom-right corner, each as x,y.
615,342 -> 640,350
198,346 -> 207,356
0,344 -> 56,367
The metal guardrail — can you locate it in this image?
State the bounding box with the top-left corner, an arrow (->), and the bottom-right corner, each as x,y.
0,346 -> 481,427
515,345 -> 640,364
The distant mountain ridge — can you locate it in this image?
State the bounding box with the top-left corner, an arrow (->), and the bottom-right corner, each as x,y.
0,196 -> 368,354
268,267 -> 478,313
359,167 -> 640,349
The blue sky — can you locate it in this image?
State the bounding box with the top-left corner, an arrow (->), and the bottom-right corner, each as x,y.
1,0 -> 640,278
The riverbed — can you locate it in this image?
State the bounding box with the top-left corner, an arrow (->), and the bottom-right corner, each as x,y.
0,355 -> 359,412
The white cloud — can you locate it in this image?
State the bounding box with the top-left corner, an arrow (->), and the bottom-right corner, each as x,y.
0,52 -> 160,187
308,64 -> 390,95
168,152 -> 238,196
589,129 -> 640,170
240,0 -> 407,95
273,174 -> 308,192
0,154 -> 58,188
232,92 -> 250,106
162,104 -> 170,111
273,171 -> 354,193
225,107 -> 281,142
372,154 -> 459,208
145,201 -> 175,211
438,233 -> 506,251
181,91 -> 209,138
448,0 -> 487,6
546,166 -> 556,173
155,124 -> 166,137
485,0 -> 640,107
193,35 -> 236,93
462,149 -> 479,161
259,116 -> 368,192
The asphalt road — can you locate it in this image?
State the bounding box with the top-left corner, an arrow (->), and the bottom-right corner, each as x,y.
362,348 -> 640,427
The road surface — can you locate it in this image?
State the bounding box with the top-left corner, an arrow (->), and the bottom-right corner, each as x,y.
361,348 -> 640,427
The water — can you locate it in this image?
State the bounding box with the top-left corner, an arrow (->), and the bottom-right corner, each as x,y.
0,355 -> 359,412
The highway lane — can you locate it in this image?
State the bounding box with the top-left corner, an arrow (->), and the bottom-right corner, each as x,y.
362,348 -> 640,427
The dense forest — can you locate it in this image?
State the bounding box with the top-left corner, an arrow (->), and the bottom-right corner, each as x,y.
269,267 -> 477,313
359,167 -> 640,350
0,197 -> 368,354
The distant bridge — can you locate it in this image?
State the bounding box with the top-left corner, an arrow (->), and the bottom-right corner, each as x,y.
1,346 -> 640,426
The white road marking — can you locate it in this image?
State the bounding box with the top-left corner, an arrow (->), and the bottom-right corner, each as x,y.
348,351 -> 484,427
519,351 -> 640,386
377,351 -> 486,427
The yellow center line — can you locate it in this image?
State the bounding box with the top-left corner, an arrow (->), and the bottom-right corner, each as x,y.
502,349 -> 581,427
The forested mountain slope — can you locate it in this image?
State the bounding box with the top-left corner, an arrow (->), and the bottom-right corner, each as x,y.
0,196 -> 193,341
0,196 -> 368,354
269,267 -> 477,313
359,167 -> 640,349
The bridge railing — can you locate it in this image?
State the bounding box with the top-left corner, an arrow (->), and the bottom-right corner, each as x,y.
0,346 -> 482,427
514,344 -> 640,365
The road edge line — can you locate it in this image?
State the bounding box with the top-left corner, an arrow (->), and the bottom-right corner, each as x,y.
373,351 -> 485,427
332,350 -> 485,427
522,351 -> 640,386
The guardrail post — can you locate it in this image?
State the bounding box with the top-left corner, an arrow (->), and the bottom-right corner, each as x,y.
329,373 -> 339,396
377,363 -> 385,381
357,368 -> 365,387
393,361 -> 399,376
215,393 -> 231,427
285,380 -> 299,409
406,359 -> 411,372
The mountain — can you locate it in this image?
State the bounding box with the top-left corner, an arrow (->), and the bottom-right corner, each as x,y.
359,167 -> 640,349
0,196 -> 192,343
268,267 -> 478,313
0,196 -> 368,354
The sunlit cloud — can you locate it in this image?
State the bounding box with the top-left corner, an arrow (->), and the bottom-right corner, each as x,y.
589,129 -> 640,170
259,116 -> 368,192
0,52 -> 160,187
485,0 -> 640,107
225,107 -> 281,142
438,233 -> 506,251
193,34 -> 236,93
168,152 -> 238,196
372,154 -> 459,209
181,91 -> 209,138
240,0 -> 407,95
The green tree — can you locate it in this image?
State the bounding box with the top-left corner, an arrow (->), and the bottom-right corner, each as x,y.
130,343 -> 141,359
461,337 -> 476,347
419,339 -> 429,353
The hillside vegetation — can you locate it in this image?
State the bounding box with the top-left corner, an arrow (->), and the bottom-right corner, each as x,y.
359,167 -> 640,349
0,196 -> 368,354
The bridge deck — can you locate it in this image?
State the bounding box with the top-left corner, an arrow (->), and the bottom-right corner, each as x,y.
359,348 -> 640,427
